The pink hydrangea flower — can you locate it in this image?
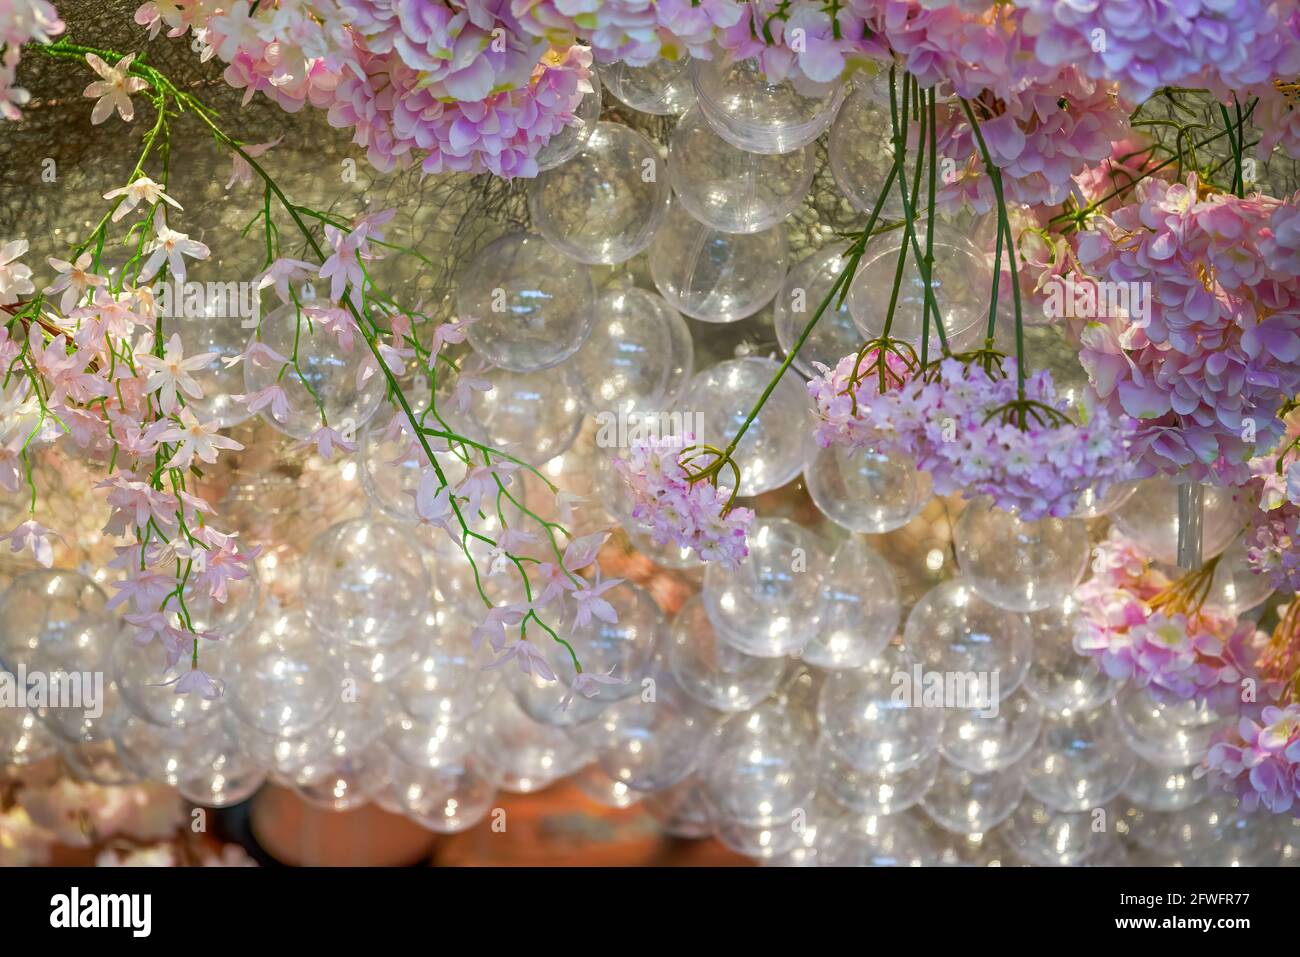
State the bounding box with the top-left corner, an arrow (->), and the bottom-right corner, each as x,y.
614,432 -> 754,568
1203,704 -> 1300,815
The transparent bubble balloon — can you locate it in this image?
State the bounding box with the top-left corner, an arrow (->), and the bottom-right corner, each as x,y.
602,57 -> 694,115
0,569 -> 115,672
529,122 -> 669,265
668,594 -> 786,712
643,776 -> 715,838
569,285 -> 694,417
679,358 -> 812,495
177,719 -> 267,807
939,690 -> 1042,774
112,712 -> 222,787
1022,597 -> 1120,716
394,608 -> 488,724
846,225 -> 989,354
1122,759 -> 1207,812
457,232 -> 595,372
692,56 -> 845,154
1110,478 -> 1246,566
803,536 -> 899,670
227,609 -> 342,738
1020,707 -> 1136,812
1068,479 -> 1138,519
535,65 -> 602,172
359,424 -> 468,524
467,365 -> 584,465
389,751 -> 501,833
954,497 -> 1090,612
1204,534 -> 1275,616
1128,796 -> 1270,865
241,303 -> 384,440
817,810 -> 938,866
903,579 -> 1033,701
302,519 -> 429,649
773,247 -> 870,378
668,106 -> 813,233
294,746 -> 390,812
477,689 -> 590,793
182,311 -> 255,429
999,800 -> 1104,866
819,745 -> 939,815
1111,687 -> 1226,768
112,633 -> 226,730
763,795 -> 845,867
0,707 -> 55,766
806,444 -> 932,533
817,644 -> 945,773
923,759 -> 1025,834
586,677 -> 719,792
182,564 -> 259,641
704,702 -> 816,830
650,199 -> 788,323
31,676 -> 122,746
703,518 -> 824,657
828,85 -> 903,219
572,762 -> 642,809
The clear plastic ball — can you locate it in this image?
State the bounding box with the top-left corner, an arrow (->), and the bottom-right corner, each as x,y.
668,106 -> 813,233
457,232 -> 595,372
358,424 -> 468,525
703,518 -> 825,657
649,199 -> 788,323
1019,707 -> 1136,812
293,748 -> 389,812
112,633 -> 226,730
393,608 -> 488,724
182,564 -> 259,641
476,689 -> 590,793
828,85 -> 903,219
227,609 -> 342,738
0,708 -> 54,766
587,679 -> 719,792
954,498 -> 1090,612
1111,687 -> 1226,768
177,720 -> 267,807
569,286 -> 694,417
535,65 -> 602,172
112,712 -> 221,786
60,739 -> 141,786
388,752 -> 501,833
846,226 -> 989,354
31,676 -> 121,746
805,444 -> 932,533
1203,534 -> 1275,616
1110,478 -> 1246,566
819,746 -> 940,815
1021,598 -> 1119,716
816,810 -> 938,866
939,690 -> 1042,773
302,519 -> 430,649
529,122 -> 669,265
642,776 -> 715,838
921,760 -> 1025,834
704,702 -> 816,829
241,303 -> 385,440
0,569 -> 115,672
773,247 -> 871,378
1068,479 -> 1138,519
817,643 -> 945,773
1000,800 -> 1104,866
1122,759 -> 1207,812
181,310 -> 255,429
903,579 -> 1033,701
679,357 -> 813,496
466,365 -> 584,465
385,710 -> 479,771
803,536 -> 899,670
691,56 -> 844,154
602,57 -> 694,115
668,594 -> 786,712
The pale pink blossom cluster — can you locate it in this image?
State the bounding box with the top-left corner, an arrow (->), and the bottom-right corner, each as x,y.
808,352 -> 1135,519
1073,531 -> 1254,710
1013,0 -> 1300,106
1074,176 -> 1300,485
137,0 -> 594,178
0,0 -> 64,121
1243,419 -> 1300,591
614,432 -> 754,568
1203,703 -> 1300,815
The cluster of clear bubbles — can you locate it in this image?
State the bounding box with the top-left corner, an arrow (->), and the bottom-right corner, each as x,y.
3,55 -> 1296,866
